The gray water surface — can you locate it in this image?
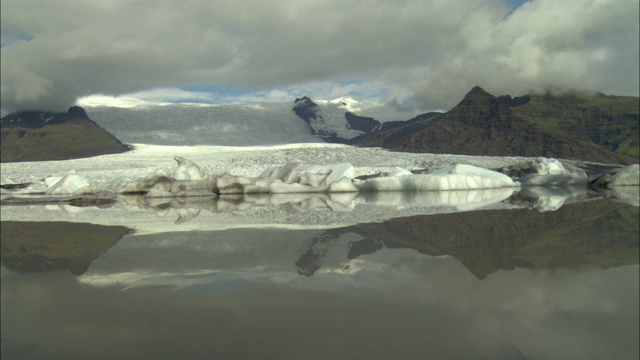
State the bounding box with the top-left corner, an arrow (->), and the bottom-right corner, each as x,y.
1,196 -> 638,360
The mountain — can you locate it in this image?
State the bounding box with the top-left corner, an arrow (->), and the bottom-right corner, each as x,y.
79,98 -> 396,146
4,87 -> 636,164
1,107 -> 132,163
509,92 -> 639,159
330,200 -> 639,279
292,96 -> 382,142
350,86 -> 638,165
83,102 -> 323,146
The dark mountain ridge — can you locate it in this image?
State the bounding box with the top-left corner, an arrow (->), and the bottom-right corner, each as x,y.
1,106 -> 132,163
348,86 -> 638,165
1,106 -> 91,128
2,86 -> 637,165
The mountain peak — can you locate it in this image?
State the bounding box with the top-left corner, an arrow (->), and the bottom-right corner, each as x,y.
1,106 -> 91,128
448,86 -> 510,124
469,85 -> 488,94
67,106 -> 89,119
462,86 -> 494,101
294,96 -> 318,108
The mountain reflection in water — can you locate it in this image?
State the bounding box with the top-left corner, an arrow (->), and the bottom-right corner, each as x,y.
1,191 -> 638,360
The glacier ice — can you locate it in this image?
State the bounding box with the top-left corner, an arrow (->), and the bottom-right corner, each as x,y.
500,157 -> 572,178
45,172 -> 92,195
354,164 -> 517,192
2,155 -> 636,204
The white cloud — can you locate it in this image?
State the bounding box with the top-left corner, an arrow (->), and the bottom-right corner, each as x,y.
1,0 -> 638,113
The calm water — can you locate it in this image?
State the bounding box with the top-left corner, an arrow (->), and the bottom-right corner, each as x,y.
1,194 -> 638,360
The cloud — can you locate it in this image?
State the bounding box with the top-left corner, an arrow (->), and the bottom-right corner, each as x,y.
1,0 -> 638,113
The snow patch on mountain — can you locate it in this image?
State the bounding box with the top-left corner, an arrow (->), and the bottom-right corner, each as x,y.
84,102 -> 322,146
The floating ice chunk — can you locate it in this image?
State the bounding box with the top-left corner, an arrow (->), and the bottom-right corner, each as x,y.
169,178 -> 217,197
355,164 -> 516,192
4,181 -> 48,195
431,164 -> 508,178
388,167 -> 413,177
101,176 -> 134,193
269,182 -> 318,194
45,173 -> 92,195
500,157 -> 568,177
146,188 -> 173,198
532,158 -> 566,175
298,172 -> 327,187
217,174 -> 263,194
45,176 -> 64,187
260,163 -> 299,180
321,163 -> 356,184
119,169 -> 173,193
44,170 -> 77,188
592,164 -> 640,188
72,183 -> 102,195
326,177 -> 359,193
261,163 -> 355,186
173,156 -> 206,180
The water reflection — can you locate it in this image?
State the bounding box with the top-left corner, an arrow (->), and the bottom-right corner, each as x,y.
1,191 -> 638,359
0,222 -> 131,275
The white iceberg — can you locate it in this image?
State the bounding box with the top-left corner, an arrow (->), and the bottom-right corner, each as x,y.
6,154 -> 628,200
500,157 -> 569,178
173,156 -> 206,180
45,172 -> 93,195
261,163 -> 356,187
592,164 -> 640,188
531,157 -> 566,175
354,164 -> 517,192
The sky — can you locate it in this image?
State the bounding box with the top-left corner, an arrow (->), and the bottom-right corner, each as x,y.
1,0 -> 638,114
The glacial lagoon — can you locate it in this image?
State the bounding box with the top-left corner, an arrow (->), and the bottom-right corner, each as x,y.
1,190 -> 638,360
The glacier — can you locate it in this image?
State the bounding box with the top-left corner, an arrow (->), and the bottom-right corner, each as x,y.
3,157 -> 518,197
2,143 -> 638,232
1,144 -> 636,199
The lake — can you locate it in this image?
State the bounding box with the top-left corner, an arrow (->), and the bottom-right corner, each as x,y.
1,190 -> 638,359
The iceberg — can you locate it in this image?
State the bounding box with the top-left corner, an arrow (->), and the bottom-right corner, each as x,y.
592,164 -> 640,188
2,154 -> 636,201
500,157 -> 570,178
45,172 -> 93,195
354,164 -> 517,192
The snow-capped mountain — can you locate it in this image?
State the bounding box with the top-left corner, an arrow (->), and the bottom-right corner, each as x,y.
80,96 -> 408,146
292,96 -> 379,142
83,101 -> 322,146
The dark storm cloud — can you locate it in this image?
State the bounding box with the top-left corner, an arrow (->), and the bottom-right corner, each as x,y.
1,0 -> 638,112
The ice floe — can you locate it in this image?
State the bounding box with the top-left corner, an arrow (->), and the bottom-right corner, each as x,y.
3,155 -> 637,201
354,164 -> 517,192
591,164 -> 640,188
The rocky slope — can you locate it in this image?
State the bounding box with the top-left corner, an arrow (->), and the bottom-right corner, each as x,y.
350,86 -> 638,165
1,106 -> 132,162
511,92 -> 639,159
